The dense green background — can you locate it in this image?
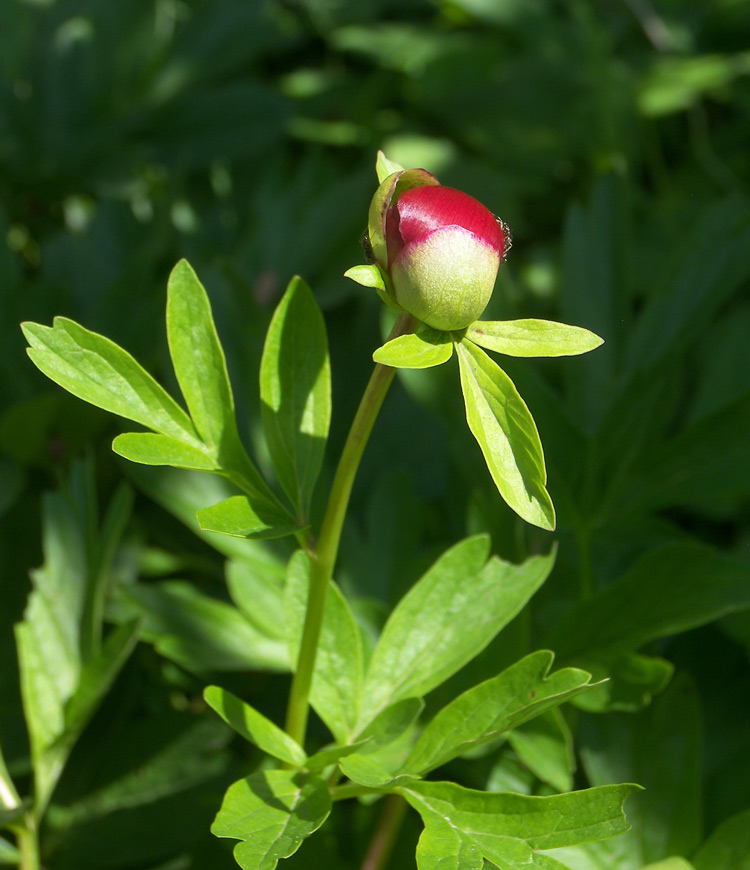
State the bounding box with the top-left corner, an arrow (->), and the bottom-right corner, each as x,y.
2,1 -> 749,868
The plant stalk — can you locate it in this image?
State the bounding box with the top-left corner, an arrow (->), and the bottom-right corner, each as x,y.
284,312 -> 417,747
360,794 -> 407,870
16,814 -> 40,870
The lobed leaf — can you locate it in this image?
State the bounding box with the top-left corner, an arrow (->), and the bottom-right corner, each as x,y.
360,537 -> 555,728
373,327 -> 454,368
400,780 -> 641,870
260,276 -> 331,520
211,770 -> 331,870
22,318 -> 199,445
457,339 -> 555,530
467,319 -> 603,357
204,686 -> 306,768
401,650 -> 592,776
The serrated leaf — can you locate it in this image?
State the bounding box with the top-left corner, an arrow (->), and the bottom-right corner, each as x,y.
112,432 -> 217,470
373,327 -> 454,368
285,551 -> 363,742
400,781 -> 640,870
402,651 -> 592,776
260,276 -> 331,520
344,264 -> 386,290
211,770 -> 331,870
197,495 -> 302,540
22,318 -> 199,445
467,320 -> 603,357
457,339 -> 555,530
204,686 -> 306,768
376,150 -> 404,182
360,537 -> 555,728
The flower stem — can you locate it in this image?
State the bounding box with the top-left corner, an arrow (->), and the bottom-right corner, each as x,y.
284,312 -> 417,748
16,814 -> 40,870
360,794 -> 407,870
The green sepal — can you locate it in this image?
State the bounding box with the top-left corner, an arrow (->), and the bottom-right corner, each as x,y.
467,319 -> 604,357
373,327 -> 454,369
344,264 -> 386,290
375,150 -> 404,183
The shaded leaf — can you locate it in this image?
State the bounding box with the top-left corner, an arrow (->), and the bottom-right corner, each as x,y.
457,339 -> 555,530
260,277 -> 331,520
693,809 -> 750,870
211,770 -> 331,870
338,755 -> 418,790
508,709 -> 575,793
204,686 -> 306,768
197,495 -> 302,540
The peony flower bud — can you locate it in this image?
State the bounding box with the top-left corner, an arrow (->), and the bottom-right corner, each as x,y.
366,169 -> 509,331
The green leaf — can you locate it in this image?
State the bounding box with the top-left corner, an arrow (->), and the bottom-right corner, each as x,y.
22,318 -> 199,444
125,580 -> 288,673
166,260 -> 286,515
467,319 -> 603,357
508,709 -> 575,793
112,432 -> 217,470
344,264 -> 386,290
401,650 -> 592,776
457,339 -> 555,530
338,755 -> 418,790
285,551 -> 364,743
0,836 -> 20,864
693,809 -> 750,870
570,652 -> 673,713
360,537 -> 555,728
260,276 -> 331,520
305,741 -> 370,774
204,686 -> 306,768
197,495 -> 303,540
226,557 -> 286,641
545,543 -> 750,663
643,860 -> 695,870
373,327 -> 454,368
376,150 -> 404,182
400,781 -> 640,870
211,769 -> 331,870
166,259 -> 238,455
356,698 -> 424,753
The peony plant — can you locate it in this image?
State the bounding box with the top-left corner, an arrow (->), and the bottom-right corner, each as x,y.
14,152 -> 636,870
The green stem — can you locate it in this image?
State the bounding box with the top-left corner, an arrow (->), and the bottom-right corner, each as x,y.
15,814 -> 40,870
360,794 -> 407,870
284,312 -> 417,747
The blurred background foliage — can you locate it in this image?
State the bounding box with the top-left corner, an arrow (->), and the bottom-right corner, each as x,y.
1,0 -> 750,868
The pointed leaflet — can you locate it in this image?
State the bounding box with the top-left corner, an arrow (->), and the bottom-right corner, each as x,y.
285,551 -> 363,743
212,770 -> 331,870
400,781 -> 640,870
197,495 -> 302,540
376,150 -> 404,183
260,277 -> 331,521
113,432 -> 216,471
457,339 -> 555,530
467,320 -> 603,358
22,318 -> 199,445
373,327 -> 454,369
166,260 -> 289,524
401,651 -> 592,776
359,537 -> 555,728
204,686 -> 306,768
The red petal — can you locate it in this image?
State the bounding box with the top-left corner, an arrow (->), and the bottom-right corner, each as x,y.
391,186 -> 504,257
